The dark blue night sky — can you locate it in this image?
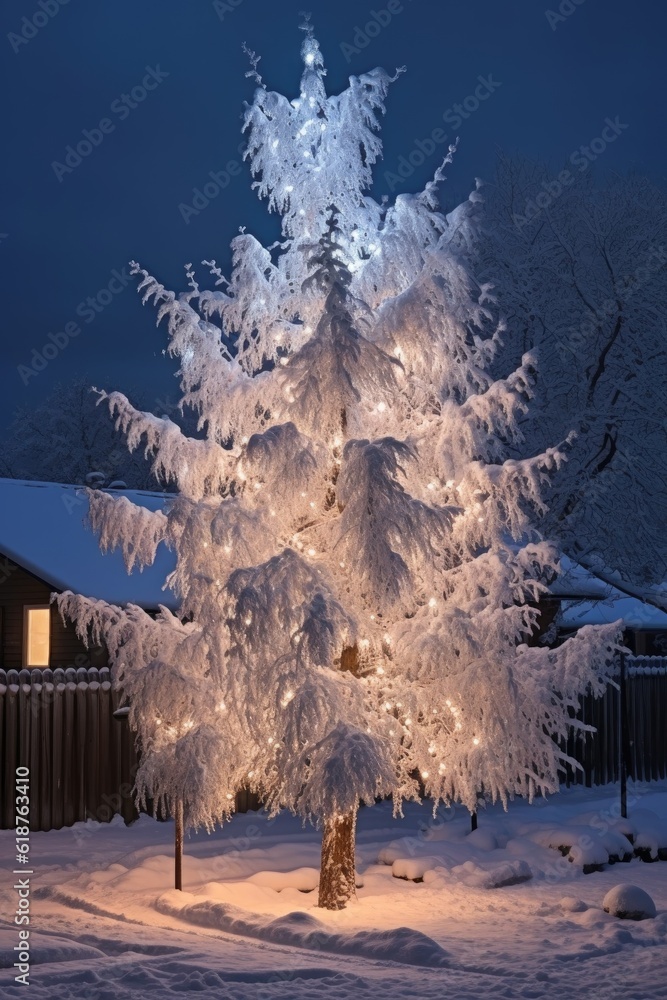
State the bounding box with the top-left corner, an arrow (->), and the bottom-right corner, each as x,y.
1,0 -> 664,429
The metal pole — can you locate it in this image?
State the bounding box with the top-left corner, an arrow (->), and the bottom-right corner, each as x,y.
619,653 -> 627,820
175,798 -> 183,890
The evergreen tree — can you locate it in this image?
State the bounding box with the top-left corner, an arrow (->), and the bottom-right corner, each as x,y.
58,23 -> 620,910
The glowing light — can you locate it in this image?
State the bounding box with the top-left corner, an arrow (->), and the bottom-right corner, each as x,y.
384,702 -> 392,711
439,763 -> 446,774
268,737 -> 274,744
427,482 -> 436,491
446,480 -> 454,488
224,545 -> 232,554
376,665 -> 384,675
155,718 -> 161,726
339,561 -> 345,568
241,436 -> 249,444
309,501 -> 315,508
428,597 -> 437,608
305,52 -> 315,65
307,547 -> 316,556
203,541 -> 208,548
360,639 -> 370,649
473,738 -> 480,745
254,483 -> 262,491
281,689 -> 295,708
280,357 -> 289,366
299,209 -> 305,215
216,701 -> 226,712
405,718 -> 412,726
333,436 -> 342,448
183,720 -> 194,730
477,517 -> 484,523
285,185 -> 294,193
245,615 -> 252,625
304,325 -> 313,334
421,770 -> 429,779
272,139 -> 279,149
226,793 -> 233,800
248,770 -> 255,778
376,402 -> 386,413
455,721 -> 462,730
383,635 -> 391,646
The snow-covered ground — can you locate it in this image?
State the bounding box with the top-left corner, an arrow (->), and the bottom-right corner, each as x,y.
1,783 -> 666,999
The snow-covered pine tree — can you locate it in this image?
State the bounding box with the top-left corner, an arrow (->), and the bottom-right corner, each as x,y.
56,22 -> 621,910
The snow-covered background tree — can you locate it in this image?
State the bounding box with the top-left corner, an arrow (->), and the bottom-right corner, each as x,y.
474,156 -> 667,607
0,376 -> 178,490
58,22 -> 621,910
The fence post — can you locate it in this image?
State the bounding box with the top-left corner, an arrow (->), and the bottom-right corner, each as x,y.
175,798 -> 183,890
620,653 -> 628,819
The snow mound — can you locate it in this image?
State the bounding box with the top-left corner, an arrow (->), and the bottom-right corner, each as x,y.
632,810 -> 667,858
391,857 -> 443,881
466,829 -> 498,851
559,896 -> 589,913
451,859 -> 532,889
156,891 -> 449,967
526,823 -> 633,866
0,930 -> 106,968
247,867 -> 320,892
603,884 -> 657,920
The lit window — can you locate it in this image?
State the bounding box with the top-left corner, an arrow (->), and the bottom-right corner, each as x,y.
25,607 -> 50,667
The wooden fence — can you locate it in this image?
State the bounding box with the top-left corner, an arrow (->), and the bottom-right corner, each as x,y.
561,656 -> 667,786
1,658 -> 666,831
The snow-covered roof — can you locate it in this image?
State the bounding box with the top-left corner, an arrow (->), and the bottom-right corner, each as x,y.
554,558 -> 667,630
548,556 -> 611,599
0,478 -> 177,609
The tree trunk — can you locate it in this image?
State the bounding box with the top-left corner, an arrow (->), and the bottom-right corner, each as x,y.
318,809 -> 357,910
